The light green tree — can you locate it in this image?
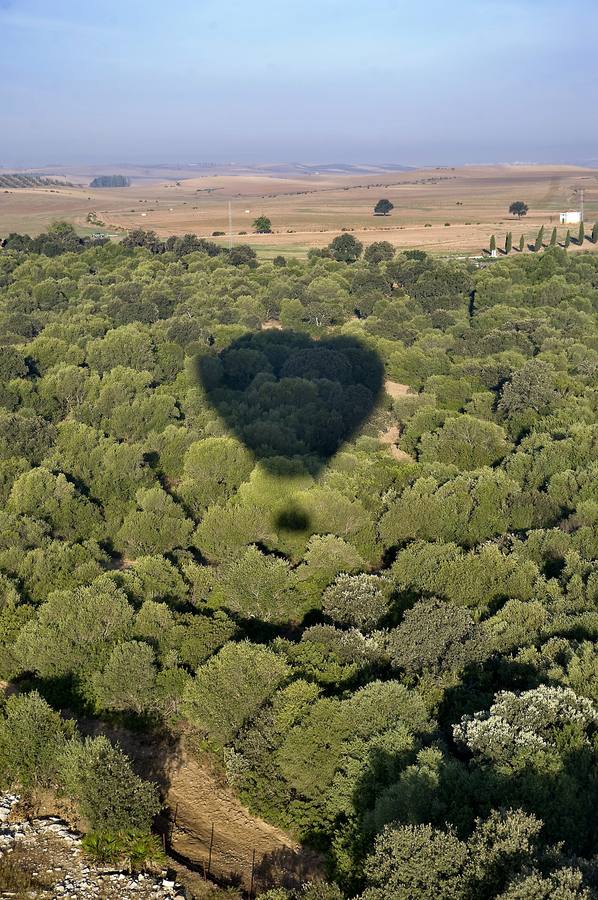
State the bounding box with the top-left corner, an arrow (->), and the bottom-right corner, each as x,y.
253,215 -> 272,233
183,641 -> 289,743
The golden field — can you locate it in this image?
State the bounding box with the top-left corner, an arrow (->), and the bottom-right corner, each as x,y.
1,163 -> 597,257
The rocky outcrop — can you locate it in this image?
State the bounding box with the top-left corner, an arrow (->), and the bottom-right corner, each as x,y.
0,794 -> 186,899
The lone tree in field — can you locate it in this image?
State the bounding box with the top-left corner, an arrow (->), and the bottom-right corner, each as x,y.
534,225 -> 544,252
519,234 -> 525,252
578,221 -> 585,245
505,232 -> 512,254
592,222 -> 598,244
564,229 -> 571,249
374,198 -> 394,216
252,216 -> 272,234
550,226 -> 557,247
509,201 -> 529,218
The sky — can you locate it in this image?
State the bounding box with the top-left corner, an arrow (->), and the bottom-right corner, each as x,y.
0,0 -> 596,167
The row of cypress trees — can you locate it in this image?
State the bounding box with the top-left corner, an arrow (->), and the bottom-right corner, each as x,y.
489,221 -> 598,255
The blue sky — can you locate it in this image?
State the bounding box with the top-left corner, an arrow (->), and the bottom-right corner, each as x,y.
0,0 -> 596,166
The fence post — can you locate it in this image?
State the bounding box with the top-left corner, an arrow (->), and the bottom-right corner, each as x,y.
207,822 -> 214,879
249,848 -> 256,900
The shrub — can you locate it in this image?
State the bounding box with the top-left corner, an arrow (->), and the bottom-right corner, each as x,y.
59,736 -> 160,832
322,573 -> 389,630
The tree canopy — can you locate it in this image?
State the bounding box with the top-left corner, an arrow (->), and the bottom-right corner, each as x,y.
374,199 -> 394,216
509,201 -> 529,218
0,231 -> 597,895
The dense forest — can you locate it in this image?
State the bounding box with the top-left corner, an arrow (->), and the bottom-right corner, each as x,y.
1,224 -> 598,898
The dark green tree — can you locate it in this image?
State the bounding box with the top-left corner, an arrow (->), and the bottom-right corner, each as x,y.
328,233 -> 363,263
577,221 -> 585,245
549,226 -> 557,247
364,240 -> 395,263
534,225 -> 544,251
509,201 -> 528,218
505,232 -> 512,254
386,597 -> 486,676
228,244 -> 257,267
121,229 -> 164,253
90,175 -> 130,188
374,199 -> 394,216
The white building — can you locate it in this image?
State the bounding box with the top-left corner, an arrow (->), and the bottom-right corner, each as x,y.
560,210 -> 581,225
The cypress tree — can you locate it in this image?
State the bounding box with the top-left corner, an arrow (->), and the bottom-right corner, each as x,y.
505,232 -> 512,254
519,234 -> 525,252
578,221 -> 585,245
534,225 -> 544,252
592,222 -> 598,244
489,234 -> 496,254
564,230 -> 571,249
550,227 -> 557,247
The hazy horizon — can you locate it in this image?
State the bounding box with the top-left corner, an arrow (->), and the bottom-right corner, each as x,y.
1,0 -> 597,168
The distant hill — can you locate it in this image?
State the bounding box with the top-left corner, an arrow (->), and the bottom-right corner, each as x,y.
90,175 -> 131,188
291,163 -> 414,175
0,173 -> 71,189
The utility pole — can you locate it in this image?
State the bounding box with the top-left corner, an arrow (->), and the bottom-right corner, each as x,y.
228,201 -> 233,249
580,188 -> 584,222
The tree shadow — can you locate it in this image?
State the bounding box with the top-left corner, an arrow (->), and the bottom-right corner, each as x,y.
195,330 -> 384,479
254,845 -> 326,893
350,738 -> 598,889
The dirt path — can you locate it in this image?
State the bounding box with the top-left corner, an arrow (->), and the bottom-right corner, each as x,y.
78,721 -> 321,891
379,381 -> 414,462
378,424 -> 413,462
166,747 -> 321,889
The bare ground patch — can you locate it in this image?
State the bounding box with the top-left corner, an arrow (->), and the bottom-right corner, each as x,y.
378,424 -> 413,462
384,379 -> 411,400
77,721 -> 323,892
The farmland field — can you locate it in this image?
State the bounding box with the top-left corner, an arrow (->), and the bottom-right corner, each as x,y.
1,162 -> 597,256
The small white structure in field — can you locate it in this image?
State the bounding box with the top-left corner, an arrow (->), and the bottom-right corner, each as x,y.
560,210 -> 581,225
